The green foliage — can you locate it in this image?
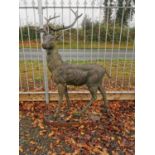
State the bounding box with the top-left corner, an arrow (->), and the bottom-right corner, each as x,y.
81,15 -> 92,30
19,22 -> 134,44
103,0 -> 113,23
19,0 -> 135,43
78,22 -> 134,44
116,0 -> 135,26
19,26 -> 40,41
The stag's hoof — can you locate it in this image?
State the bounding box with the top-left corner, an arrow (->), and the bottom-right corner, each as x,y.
72,112 -> 81,118
52,114 -> 59,121
46,115 -> 58,121
101,108 -> 108,113
101,108 -> 113,117
101,108 -> 111,114
64,108 -> 70,113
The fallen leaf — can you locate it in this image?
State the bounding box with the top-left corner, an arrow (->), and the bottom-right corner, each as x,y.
90,115 -> 100,122
30,140 -> 36,145
19,146 -> 23,152
39,130 -> 47,136
38,121 -> 44,129
48,131 -> 54,137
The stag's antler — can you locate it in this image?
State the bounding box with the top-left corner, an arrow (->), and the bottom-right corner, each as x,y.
34,15 -> 60,34
44,15 -> 60,25
48,9 -> 83,32
35,9 -> 82,34
44,15 -> 60,33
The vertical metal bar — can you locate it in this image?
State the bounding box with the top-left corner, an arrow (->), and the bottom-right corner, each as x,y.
53,0 -> 57,42
109,3 -> 117,76
121,8 -> 132,87
97,1 -> 102,63
76,0 -> 79,64
103,1 -> 110,66
128,40 -> 135,90
53,0 -> 56,37
45,0 -> 49,18
69,0 -> 72,63
19,15 -> 29,91
32,0 -> 42,89
38,0 -> 49,104
49,0 -> 55,92
19,70 -> 23,91
24,0 -> 36,89
90,0 -> 94,63
53,0 -> 56,21
61,0 -> 64,53
83,0 -> 87,62
19,1 -> 22,92
115,1 -> 126,88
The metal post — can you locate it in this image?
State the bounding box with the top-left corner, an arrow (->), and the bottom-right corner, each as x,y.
38,0 -> 49,104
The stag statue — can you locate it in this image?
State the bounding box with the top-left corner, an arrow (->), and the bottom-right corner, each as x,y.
38,9 -> 111,118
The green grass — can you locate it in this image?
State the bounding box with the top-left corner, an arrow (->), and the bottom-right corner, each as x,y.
19,60 -> 135,91
19,41 -> 134,50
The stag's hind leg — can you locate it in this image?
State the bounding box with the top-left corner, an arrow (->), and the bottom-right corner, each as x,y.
98,85 -> 108,106
80,85 -> 98,114
98,85 -> 110,113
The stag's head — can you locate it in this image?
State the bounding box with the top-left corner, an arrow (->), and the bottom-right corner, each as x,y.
42,34 -> 57,49
39,9 -> 82,50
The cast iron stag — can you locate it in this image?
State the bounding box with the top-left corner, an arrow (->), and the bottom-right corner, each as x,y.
39,9 -> 111,118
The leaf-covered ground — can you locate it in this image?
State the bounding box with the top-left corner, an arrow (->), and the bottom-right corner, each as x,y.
19,100 -> 135,155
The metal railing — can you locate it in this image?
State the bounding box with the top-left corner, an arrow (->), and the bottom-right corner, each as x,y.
19,0 -> 135,103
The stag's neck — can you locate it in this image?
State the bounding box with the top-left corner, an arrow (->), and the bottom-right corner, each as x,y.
46,47 -> 64,72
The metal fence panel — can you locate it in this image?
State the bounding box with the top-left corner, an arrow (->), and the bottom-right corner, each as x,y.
19,0 -> 135,102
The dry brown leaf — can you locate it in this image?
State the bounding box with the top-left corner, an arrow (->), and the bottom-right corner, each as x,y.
33,119 -> 38,127
39,130 -> 47,136
19,146 -> 23,152
93,147 -> 109,155
79,125 -> 84,129
65,115 -> 72,121
80,131 -> 85,135
77,143 -> 92,152
30,140 -> 36,145
70,138 -> 76,145
72,149 -> 80,155
90,115 -> 100,121
38,121 -> 44,129
48,131 -> 54,137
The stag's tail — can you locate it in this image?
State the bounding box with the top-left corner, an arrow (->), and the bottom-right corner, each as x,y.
105,69 -> 111,79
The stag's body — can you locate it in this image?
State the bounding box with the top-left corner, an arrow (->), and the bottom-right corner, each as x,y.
47,46 -> 106,87
44,43 -> 109,117
39,9 -> 110,117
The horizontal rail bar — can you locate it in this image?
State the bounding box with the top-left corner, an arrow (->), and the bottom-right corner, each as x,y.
19,6 -> 135,9
19,91 -> 135,101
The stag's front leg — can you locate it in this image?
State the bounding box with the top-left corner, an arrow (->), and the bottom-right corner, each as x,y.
73,86 -> 97,117
54,84 -> 65,119
64,86 -> 71,112
81,86 -> 97,114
